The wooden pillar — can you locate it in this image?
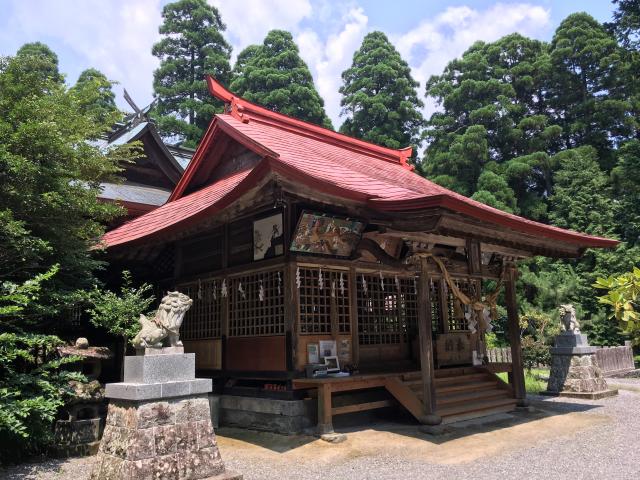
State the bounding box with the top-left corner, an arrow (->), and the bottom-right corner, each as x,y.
349,267 -> 359,366
317,383 -> 333,434
286,261 -> 299,371
505,263 -> 527,406
417,258 -> 441,425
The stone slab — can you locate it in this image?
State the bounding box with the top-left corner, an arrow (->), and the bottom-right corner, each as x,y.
541,389 -> 618,400
550,346 -> 598,355
106,379 -> 212,400
136,346 -> 185,356
124,353 -> 195,384
554,333 -> 590,348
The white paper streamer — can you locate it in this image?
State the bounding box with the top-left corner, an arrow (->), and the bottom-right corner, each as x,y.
362,274 -> 368,295
212,281 -> 217,301
277,271 -> 282,295
221,279 -> 227,298
318,268 -> 324,290
296,267 -> 301,289
339,272 -> 345,296
259,280 -> 265,302
197,279 -> 202,300
379,271 -> 384,291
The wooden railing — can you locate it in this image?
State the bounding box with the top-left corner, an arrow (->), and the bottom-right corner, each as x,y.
487,347 -> 512,363
595,345 -> 635,376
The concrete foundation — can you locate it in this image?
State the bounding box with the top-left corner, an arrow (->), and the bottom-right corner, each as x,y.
216,395 -> 317,435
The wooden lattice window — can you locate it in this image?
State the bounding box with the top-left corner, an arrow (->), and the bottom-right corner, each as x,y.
446,278 -> 476,332
357,273 -> 417,346
298,268 -> 351,334
229,269 -> 285,337
430,278 -> 441,334
178,278 -> 223,340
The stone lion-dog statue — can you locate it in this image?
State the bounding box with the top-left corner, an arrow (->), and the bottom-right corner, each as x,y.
132,291 -> 193,348
559,303 -> 580,334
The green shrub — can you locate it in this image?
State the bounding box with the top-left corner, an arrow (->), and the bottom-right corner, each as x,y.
0,333 -> 84,464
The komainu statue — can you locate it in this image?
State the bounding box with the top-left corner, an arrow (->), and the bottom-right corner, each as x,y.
132,291 -> 193,348
559,303 -> 580,334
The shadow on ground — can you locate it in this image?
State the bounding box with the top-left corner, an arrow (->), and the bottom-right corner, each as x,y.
217,395 -> 604,454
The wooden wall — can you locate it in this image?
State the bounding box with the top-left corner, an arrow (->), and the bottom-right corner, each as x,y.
183,339 -> 222,370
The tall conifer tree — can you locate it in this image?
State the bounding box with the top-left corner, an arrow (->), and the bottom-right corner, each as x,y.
230,30 -> 332,129
71,68 -> 118,123
339,31 -> 424,153
152,0 -> 232,147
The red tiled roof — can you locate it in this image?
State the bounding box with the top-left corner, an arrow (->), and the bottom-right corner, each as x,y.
101,77 -> 618,250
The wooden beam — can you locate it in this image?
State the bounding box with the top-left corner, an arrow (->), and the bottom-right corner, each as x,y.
417,258 -> 441,425
331,400 -> 394,416
505,263 -> 527,406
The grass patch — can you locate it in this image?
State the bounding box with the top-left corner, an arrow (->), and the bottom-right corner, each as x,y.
497,368 -> 548,394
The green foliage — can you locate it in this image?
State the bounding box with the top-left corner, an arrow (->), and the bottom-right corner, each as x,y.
339,31 -> 424,153
0,46 -> 134,323
15,41 -> 63,85
0,333 -> 84,464
152,0 -> 232,147
0,270 -> 84,464
519,309 -> 558,370
609,0 -> 640,50
87,271 -> 155,345
230,30 -> 332,129
594,267 -> 640,345
71,68 -> 119,123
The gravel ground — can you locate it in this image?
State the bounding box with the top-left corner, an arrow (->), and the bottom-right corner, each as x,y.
3,382 -> 639,480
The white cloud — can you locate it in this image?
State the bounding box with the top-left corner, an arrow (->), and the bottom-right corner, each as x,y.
0,1 -> 552,128
0,0 -> 161,110
395,3 -> 552,117
297,7 -> 369,126
210,0 -> 312,56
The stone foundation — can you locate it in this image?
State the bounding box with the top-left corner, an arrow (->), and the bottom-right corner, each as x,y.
544,333 -> 617,399
217,395 -> 316,435
91,348 -> 241,480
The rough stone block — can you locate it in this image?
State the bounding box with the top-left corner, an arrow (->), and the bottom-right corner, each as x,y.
195,420 -> 216,449
121,458 -> 155,480
124,354 -> 195,384
153,453 -> 178,480
127,427 -> 155,460
137,401 -> 175,428
175,422 -> 198,452
155,425 -> 177,456
174,396 -> 211,424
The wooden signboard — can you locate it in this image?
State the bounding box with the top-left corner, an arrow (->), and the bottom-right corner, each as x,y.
290,211 -> 365,257
436,332 -> 472,367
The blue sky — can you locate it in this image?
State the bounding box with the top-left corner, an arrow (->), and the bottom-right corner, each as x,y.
0,1 -> 616,126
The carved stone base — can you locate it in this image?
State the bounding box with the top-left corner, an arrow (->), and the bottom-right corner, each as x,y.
90,395 -> 241,480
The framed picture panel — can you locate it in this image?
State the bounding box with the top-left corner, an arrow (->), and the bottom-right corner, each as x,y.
253,212 -> 284,261
290,211 -> 365,258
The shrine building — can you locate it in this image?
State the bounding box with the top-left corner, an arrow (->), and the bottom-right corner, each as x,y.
101,77 -> 617,434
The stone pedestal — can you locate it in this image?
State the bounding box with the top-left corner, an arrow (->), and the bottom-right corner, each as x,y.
91,348 -> 241,480
544,333 -> 618,399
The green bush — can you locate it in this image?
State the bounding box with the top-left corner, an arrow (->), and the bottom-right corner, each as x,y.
0,333 -> 83,464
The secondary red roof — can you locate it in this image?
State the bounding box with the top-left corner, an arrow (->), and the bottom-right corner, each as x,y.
102,77 -> 618,250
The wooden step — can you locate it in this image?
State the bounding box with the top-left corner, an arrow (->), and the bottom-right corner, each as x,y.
434,372 -> 491,386
436,380 -> 498,395
436,388 -> 510,407
438,397 -> 517,421
440,399 -> 517,424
